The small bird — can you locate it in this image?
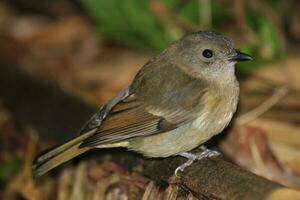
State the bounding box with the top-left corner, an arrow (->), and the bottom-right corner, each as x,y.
32,31 -> 251,178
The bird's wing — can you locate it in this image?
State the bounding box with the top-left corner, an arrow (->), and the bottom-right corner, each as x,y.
78,59 -> 206,148
78,86 -> 131,134
79,90 -> 194,148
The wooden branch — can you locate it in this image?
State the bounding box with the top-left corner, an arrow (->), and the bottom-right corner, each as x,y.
1,61 -> 300,199
110,151 -> 300,200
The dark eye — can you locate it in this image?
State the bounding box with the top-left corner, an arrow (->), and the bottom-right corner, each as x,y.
202,49 -> 213,58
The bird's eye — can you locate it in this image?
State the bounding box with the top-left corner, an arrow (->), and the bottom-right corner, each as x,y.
202,49 -> 213,58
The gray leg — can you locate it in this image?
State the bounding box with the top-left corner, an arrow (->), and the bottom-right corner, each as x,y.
175,152 -> 197,175
198,145 -> 220,158
175,145 -> 220,176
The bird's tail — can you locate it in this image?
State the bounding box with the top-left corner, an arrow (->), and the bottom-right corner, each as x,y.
32,129 -> 95,178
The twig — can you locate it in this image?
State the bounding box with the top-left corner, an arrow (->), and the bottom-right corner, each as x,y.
279,60 -> 300,99
149,0 -> 198,33
22,129 -> 39,179
238,87 -> 288,124
199,0 -> 212,30
234,0 -> 247,30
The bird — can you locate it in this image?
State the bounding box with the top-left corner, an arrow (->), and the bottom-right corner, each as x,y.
32,31 -> 252,178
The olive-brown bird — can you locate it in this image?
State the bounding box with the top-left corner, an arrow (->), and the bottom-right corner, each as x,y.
33,31 -> 252,178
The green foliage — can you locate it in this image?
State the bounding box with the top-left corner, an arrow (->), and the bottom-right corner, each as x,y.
83,0 -> 172,51
235,5 -> 285,75
210,1 -> 232,26
178,0 -> 199,25
83,0 -> 234,51
0,158 -> 20,181
82,0 -> 287,73
258,17 -> 283,58
246,6 -> 283,58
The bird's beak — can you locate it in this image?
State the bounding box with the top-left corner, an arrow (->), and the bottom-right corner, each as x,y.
229,50 -> 252,62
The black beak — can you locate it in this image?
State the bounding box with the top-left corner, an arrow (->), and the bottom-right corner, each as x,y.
230,50 -> 252,62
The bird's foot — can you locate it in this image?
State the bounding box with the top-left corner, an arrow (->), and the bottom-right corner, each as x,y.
174,152 -> 197,175
198,145 -> 220,158
174,146 -> 220,176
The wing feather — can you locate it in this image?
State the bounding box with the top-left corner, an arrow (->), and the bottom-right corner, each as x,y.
79,102 -> 164,147
78,63 -> 204,148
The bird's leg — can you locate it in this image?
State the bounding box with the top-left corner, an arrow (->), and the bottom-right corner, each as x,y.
175,152 -> 197,175
198,145 -> 220,157
175,145 -> 220,176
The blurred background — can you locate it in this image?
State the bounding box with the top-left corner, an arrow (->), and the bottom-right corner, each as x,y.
0,0 -> 300,199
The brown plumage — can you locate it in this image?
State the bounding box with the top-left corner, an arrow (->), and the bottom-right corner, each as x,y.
32,31 -> 251,178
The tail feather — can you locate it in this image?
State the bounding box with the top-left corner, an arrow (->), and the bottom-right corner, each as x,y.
32,129 -> 95,178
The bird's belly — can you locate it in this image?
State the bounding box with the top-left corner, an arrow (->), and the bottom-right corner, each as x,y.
128,110 -> 233,158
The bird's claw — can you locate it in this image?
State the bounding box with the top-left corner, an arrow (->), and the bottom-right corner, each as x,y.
174,166 -> 184,176
174,146 -> 220,176
200,148 -> 220,158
